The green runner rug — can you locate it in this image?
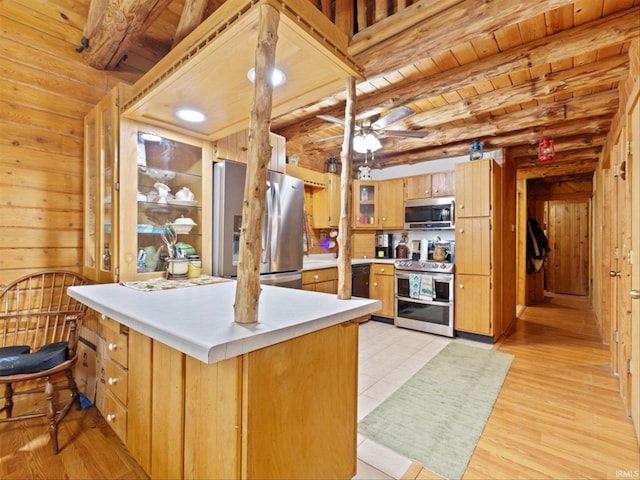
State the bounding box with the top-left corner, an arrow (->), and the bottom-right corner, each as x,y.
359,342 -> 513,480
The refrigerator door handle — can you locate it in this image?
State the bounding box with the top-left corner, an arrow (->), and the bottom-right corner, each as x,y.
262,181 -> 273,265
271,182 -> 280,262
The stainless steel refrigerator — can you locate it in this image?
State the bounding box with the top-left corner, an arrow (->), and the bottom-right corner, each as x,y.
212,160 -> 304,288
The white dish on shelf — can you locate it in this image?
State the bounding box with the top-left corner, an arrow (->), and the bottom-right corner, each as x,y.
167,199 -> 198,206
170,223 -> 196,234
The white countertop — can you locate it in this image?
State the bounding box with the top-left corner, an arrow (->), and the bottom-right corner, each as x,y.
68,281 -> 381,365
302,255 -> 396,270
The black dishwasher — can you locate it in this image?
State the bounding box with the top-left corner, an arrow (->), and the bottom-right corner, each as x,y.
352,264 -> 370,298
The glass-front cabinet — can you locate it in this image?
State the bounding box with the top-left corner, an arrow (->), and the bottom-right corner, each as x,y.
119,118 -> 212,281
84,86 -> 121,283
353,180 -> 378,229
84,85 -> 212,283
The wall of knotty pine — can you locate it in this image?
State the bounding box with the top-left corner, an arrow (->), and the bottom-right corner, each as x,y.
0,4 -> 141,287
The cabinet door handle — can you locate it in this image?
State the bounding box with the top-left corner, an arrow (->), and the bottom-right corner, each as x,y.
630,290 -> 640,299
108,343 -> 118,351
108,377 -> 118,385
425,189 -> 430,194
380,268 -> 385,272
459,284 -> 464,289
373,282 -> 378,287
459,228 -> 464,233
314,275 -> 319,280
459,204 -> 464,209
609,270 -> 621,277
107,414 -> 116,422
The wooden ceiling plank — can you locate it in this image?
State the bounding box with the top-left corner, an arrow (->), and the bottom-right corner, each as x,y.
275,7 -> 639,138
80,0 -> 174,70
171,0 -> 209,48
351,0 -> 577,77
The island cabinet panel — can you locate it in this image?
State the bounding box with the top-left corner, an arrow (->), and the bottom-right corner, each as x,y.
127,330 -> 152,473
242,320 -> 359,479
151,341 -> 185,479
302,267 -> 338,293
102,317 -> 129,443
183,356 -> 242,479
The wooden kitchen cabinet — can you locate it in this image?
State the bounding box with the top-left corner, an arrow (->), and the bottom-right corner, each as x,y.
454,159 -> 502,340
378,178 -> 404,229
102,316 -> 129,444
405,174 -> 432,200
84,89 -> 214,283
302,267 -> 338,293
99,319 -> 359,479
369,263 -> 395,318
432,170 -> 455,197
312,173 -> 340,229
353,181 -> 378,229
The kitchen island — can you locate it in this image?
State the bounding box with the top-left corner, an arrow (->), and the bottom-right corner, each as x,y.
68,280 -> 380,480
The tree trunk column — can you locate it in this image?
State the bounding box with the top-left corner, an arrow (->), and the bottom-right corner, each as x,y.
234,5 -> 280,324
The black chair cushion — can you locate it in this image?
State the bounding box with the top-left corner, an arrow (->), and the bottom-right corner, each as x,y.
0,345 -> 31,356
0,342 -> 68,376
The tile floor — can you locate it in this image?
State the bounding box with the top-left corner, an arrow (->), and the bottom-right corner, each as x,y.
353,319 -> 494,479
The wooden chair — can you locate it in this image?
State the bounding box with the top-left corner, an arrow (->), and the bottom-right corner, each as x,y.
0,270 -> 90,454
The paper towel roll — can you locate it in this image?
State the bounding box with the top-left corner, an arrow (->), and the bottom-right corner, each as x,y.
420,239 -> 429,261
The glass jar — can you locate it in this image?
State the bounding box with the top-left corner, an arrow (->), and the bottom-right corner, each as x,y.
187,255 -> 202,278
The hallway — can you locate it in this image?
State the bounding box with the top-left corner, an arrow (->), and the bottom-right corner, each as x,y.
407,293 -> 640,479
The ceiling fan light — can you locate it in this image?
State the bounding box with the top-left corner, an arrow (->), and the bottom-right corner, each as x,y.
353,134 -> 368,153
365,133 -> 382,152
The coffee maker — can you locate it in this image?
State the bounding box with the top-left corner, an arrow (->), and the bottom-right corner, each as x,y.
375,233 -> 393,258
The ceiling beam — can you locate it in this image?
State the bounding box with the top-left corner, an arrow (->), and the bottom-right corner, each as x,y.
171,0 -> 209,48
81,0 -> 173,69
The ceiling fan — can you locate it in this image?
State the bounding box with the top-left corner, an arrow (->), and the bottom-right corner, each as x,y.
314,105 -> 428,153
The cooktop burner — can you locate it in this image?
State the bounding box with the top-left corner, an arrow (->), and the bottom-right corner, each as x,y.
394,259 -> 455,273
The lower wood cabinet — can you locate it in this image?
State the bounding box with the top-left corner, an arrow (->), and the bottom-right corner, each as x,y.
369,263 -> 395,318
99,319 -> 361,479
102,316 -> 128,444
455,274 -> 492,335
302,267 -> 338,293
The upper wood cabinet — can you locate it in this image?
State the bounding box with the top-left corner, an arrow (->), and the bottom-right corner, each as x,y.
378,178 -> 404,230
353,181 -> 378,229
455,161 -> 491,218
405,174 -> 432,200
432,171 -> 455,197
312,173 -> 340,229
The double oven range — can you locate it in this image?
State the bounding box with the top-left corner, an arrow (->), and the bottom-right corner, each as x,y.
394,259 -> 454,337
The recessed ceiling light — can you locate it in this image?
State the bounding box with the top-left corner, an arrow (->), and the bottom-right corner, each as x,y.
139,133 -> 162,142
176,109 -> 206,123
247,67 -> 286,87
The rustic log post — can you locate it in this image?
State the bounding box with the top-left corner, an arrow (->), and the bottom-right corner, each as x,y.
336,77 -> 356,299
233,5 -> 279,324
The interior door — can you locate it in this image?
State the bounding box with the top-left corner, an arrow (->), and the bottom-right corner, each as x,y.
547,201 -> 589,295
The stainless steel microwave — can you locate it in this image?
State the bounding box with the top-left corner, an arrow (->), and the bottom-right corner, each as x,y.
404,197 -> 455,230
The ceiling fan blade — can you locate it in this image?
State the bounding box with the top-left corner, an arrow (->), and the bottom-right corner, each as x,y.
379,129 -> 429,138
371,106 -> 416,129
317,114 -> 346,126
308,134 -> 344,144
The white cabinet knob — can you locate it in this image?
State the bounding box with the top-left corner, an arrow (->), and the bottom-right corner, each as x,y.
108,377 -> 117,385
314,275 -> 319,280
459,228 -> 464,233
380,268 -> 385,272
373,282 -> 378,287
459,284 -> 464,289
107,414 -> 116,422
459,204 -> 464,209
108,343 -> 117,351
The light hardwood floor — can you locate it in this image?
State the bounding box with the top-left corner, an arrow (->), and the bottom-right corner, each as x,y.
405,293 -> 640,480
1,293 -> 638,479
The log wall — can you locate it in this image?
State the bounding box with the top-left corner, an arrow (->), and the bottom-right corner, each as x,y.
0,4 -> 138,286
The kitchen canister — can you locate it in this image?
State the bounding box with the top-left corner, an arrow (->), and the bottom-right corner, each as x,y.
187,255 -> 202,278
